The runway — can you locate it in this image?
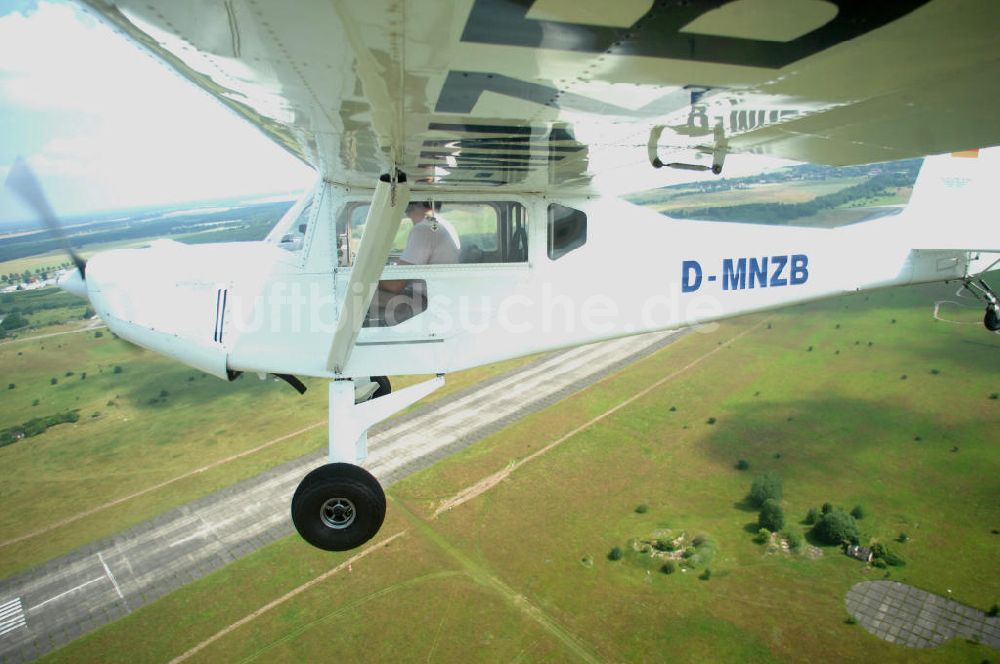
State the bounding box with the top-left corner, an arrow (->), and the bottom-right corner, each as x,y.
0,330 -> 680,663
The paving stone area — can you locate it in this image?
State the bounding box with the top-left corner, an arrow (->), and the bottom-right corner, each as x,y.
0,330 -> 681,663
846,581 -> 1000,649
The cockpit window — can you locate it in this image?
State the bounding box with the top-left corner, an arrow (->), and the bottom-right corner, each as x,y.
341,201 -> 527,266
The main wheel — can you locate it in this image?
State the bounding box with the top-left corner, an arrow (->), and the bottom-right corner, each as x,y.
291,463 -> 386,551
985,305 -> 1000,332
372,375 -> 391,398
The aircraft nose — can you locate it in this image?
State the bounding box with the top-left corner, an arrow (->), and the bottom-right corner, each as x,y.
57,268 -> 88,299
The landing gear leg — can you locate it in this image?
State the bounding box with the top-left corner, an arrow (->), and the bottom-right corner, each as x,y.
290,375 -> 445,551
963,278 -> 1000,332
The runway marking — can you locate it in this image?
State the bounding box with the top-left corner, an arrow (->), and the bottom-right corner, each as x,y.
0,420 -> 326,551
29,577 -> 103,612
0,598 -> 26,638
168,531 -> 406,664
98,552 -> 129,613
434,321 -> 763,517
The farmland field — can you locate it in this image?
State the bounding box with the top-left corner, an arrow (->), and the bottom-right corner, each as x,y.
41,280 -> 1000,663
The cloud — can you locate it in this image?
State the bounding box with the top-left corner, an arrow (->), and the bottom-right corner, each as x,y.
0,1 -> 312,219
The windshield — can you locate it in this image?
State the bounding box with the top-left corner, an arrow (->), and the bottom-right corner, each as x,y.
266,187 -> 315,252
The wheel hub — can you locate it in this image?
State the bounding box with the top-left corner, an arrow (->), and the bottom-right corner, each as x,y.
320,497 -> 356,529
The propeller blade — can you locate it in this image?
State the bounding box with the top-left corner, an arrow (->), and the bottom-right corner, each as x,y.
4,157 -> 87,277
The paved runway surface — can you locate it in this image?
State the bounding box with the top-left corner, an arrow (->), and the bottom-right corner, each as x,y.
846,580 -> 1000,649
0,331 -> 679,663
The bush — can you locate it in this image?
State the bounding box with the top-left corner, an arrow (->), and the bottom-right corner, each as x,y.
661,561 -> 676,574
699,568 -> 712,580
876,546 -> 906,567
897,533 -> 909,543
0,312 -> 28,331
811,509 -> 859,545
753,528 -> 770,544
159,389 -> 169,399
805,507 -> 820,525
990,392 -> 999,400
692,534 -> 707,547
850,505 -> 865,520
113,365 -> 123,374
748,472 -> 783,507
64,371 -> 74,377
634,504 -> 648,514
706,417 -> 716,425
821,502 -> 833,514
50,377 -> 57,385
758,499 -> 785,532
654,539 -> 672,552
735,459 -> 750,471
94,330 -> 103,338
872,558 -> 887,569
7,384 -> 13,390
785,531 -> 803,550
988,603 -> 998,617
608,547 -> 623,561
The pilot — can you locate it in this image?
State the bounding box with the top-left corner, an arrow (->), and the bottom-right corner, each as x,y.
379,201 -> 459,294
372,201 -> 460,324
397,200 -> 460,267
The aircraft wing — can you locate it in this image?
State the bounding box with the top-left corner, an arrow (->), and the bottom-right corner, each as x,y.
79,0 -> 1000,194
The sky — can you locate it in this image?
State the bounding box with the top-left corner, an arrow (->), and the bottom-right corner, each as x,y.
0,0 -> 313,224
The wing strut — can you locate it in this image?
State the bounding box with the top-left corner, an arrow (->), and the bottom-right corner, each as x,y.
326,172 -> 410,374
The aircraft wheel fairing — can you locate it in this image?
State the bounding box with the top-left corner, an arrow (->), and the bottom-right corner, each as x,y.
291,463 -> 386,551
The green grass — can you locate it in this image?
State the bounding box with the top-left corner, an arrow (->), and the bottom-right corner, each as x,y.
41,281 -> 1000,663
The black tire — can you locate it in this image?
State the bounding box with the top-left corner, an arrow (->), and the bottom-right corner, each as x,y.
372,376 -> 391,399
291,463 -> 386,551
986,306 -> 1000,332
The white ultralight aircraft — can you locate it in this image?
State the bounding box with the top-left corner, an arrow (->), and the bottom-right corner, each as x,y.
6,0 -> 1000,552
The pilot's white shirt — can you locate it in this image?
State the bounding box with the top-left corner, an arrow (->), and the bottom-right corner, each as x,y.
400,217 -> 461,264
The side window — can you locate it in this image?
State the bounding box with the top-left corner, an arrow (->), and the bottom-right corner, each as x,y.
344,201 -> 527,265
548,204 -> 587,260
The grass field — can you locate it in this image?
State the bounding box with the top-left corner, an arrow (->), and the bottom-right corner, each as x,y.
41,281 -> 1000,663
0,318 -> 536,578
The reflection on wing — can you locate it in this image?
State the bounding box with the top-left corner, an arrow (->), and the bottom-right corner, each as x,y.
80,0 -> 1000,192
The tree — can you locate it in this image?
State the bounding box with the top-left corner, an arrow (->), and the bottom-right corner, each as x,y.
811,509 -> 859,545
821,502 -> 833,514
758,499 -> 785,532
850,504 -> 865,519
0,312 -> 28,331
805,507 -> 820,525
748,472 -> 783,507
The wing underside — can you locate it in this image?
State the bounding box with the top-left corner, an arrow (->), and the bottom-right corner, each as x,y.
79,0 -> 1000,194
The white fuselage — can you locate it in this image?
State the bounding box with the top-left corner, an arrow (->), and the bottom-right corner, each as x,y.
82,184 -> 982,381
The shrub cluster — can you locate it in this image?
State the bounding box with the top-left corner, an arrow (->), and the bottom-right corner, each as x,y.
0,410 -> 80,448
811,509 -> 859,545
